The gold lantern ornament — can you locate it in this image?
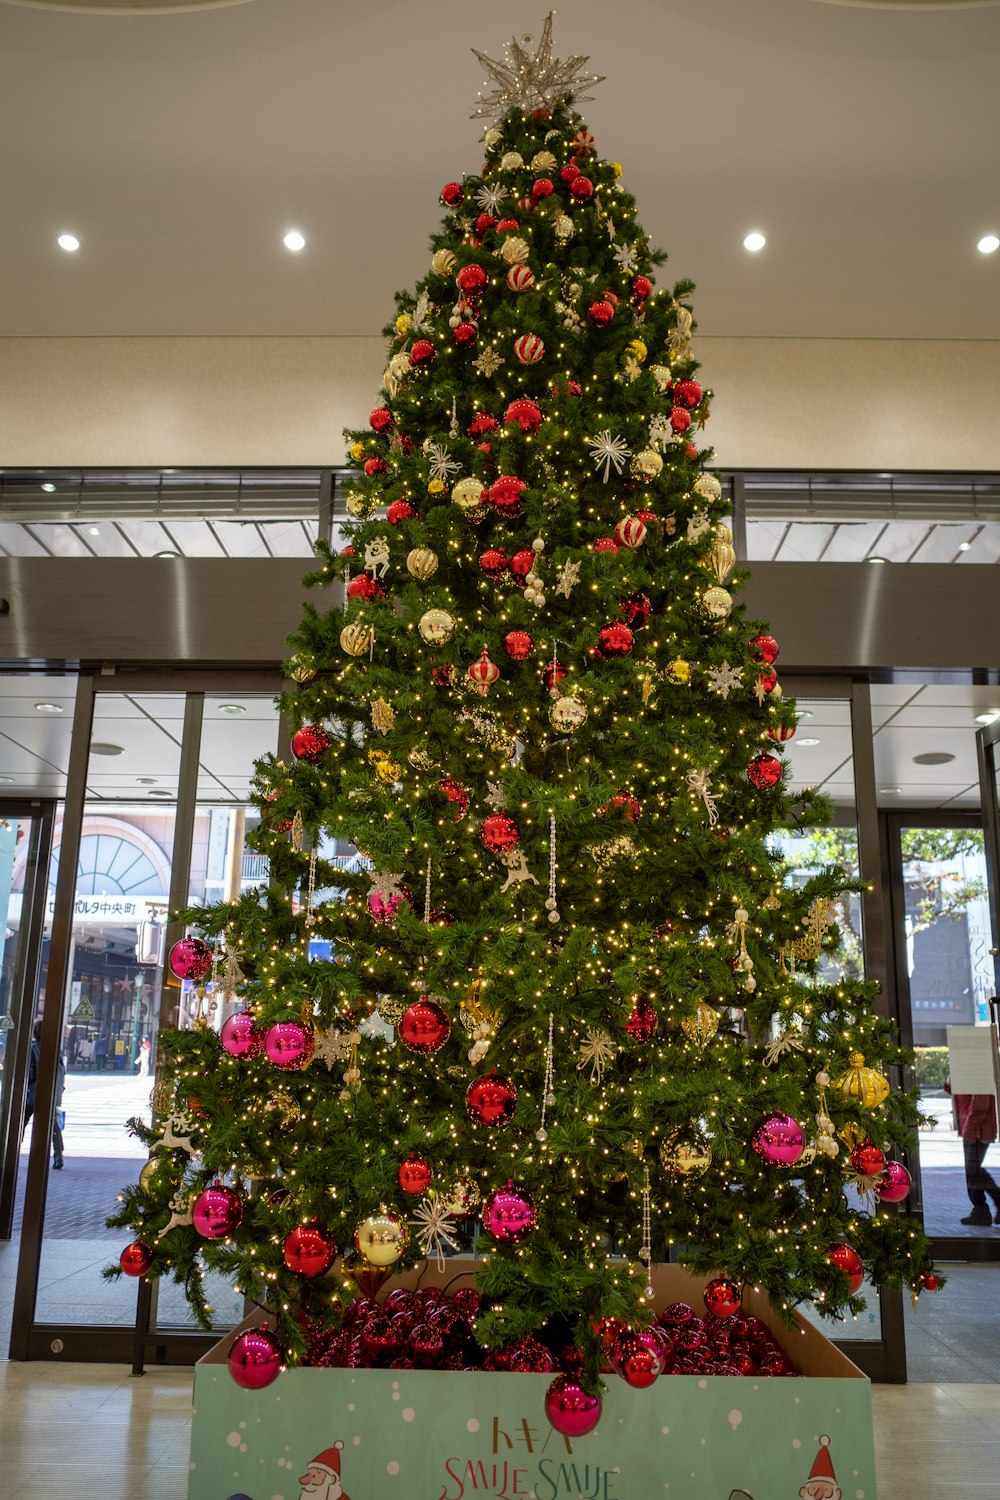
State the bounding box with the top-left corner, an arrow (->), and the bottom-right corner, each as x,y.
406,547 -> 438,581
418,608 -> 456,646
708,525 -> 737,584
701,586 -> 733,621
831,1051 -> 890,1110
680,1001 -> 720,1047
659,1132 -> 713,1180
354,1205 -> 409,1266
340,621 -> 374,657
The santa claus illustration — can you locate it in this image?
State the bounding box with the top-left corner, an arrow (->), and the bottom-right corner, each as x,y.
299,1441 -> 350,1500
799,1435 -> 841,1500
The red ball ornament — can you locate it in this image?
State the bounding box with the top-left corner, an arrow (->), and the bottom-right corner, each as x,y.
504,397 -> 543,433
878,1160 -> 912,1203
601,792 -> 641,822
572,128 -> 596,154
673,379 -> 703,409
482,1182 -> 537,1242
598,623 -> 634,658
588,299 -> 615,327
440,181 -> 464,207
560,160 -> 580,183
624,998 -> 659,1041
613,1333 -> 661,1389
454,321 -> 479,347
167,936 -> 212,982
504,629 -> 534,661
468,412 -> 499,437
192,1182 -> 243,1239
291,724 -> 331,763
479,548 -> 509,580
509,547 -> 535,583
363,455 -> 387,478
482,812 -> 520,852
228,1327 -> 283,1390
120,1240 -> 153,1277
439,776 -> 471,820
514,333 -> 545,365
283,1223 -> 337,1278
829,1243 -> 864,1294
921,1271 -> 940,1291
768,722 -> 797,743
387,499 -> 417,525
466,1068 -> 518,1127
264,1021 -> 314,1070
751,633 -> 780,665
758,667 -> 779,696
542,659 -> 566,692
369,406 -> 394,433
569,175 -> 594,201
532,176 -> 555,200
347,573 -> 386,602
747,752 -> 782,789
397,1152 -> 434,1196
409,340 -> 436,367
614,515 -> 647,549
220,1012 -> 262,1059
851,1141 -> 887,1178
399,998 -> 451,1055
490,475 -> 528,516
593,536 -> 619,555
703,1277 -> 742,1319
476,213 -> 497,237
544,1376 -> 603,1438
457,263 -> 489,296
670,406 -> 692,433
620,593 -> 652,629
631,275 -> 652,308
496,217 -> 521,233
506,264 -> 535,293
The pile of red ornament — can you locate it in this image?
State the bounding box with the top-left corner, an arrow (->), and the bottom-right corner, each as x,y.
302,1285 -> 498,1371
647,1301 -> 799,1377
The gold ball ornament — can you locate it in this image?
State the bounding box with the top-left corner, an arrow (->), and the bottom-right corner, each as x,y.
138,1157 -> 160,1191
701,586 -> 734,621
349,441 -> 365,462
388,351 -> 411,383
659,1133 -> 713,1180
499,151 -> 524,171
432,248 -> 456,277
627,339 -> 647,364
554,215 -> 575,241
500,236 -> 531,266
418,608 -> 456,645
694,474 -> 723,502
367,748 -> 401,784
611,161 -> 623,178
451,476 -> 488,518
427,477 -> 446,497
483,127 -> 502,150
831,1051 -> 891,1109
395,313 -> 413,337
346,490 -> 378,520
667,658 -> 691,685
340,621 -> 374,657
531,150 -> 558,173
406,547 -> 438,581
376,994 -> 406,1025
355,1206 -> 409,1267
549,695 -> 588,733
680,1001 -> 720,1046
630,448 -> 663,481
441,1177 -> 481,1218
650,364 -> 672,393
287,654 -> 316,684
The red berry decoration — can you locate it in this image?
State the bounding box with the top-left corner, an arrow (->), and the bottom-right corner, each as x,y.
532,177 -> 555,200
466,1068 -> 518,1127
670,406 -> 692,433
387,499 -> 417,525
347,573 -> 386,602
504,397 -> 543,433
570,175 -> 594,201
850,1141 -> 887,1178
593,536 -> 619,555
282,1223 -> 337,1278
363,456 -> 387,478
588,299 -> 615,327
456,263 -> 489,297
703,1277 -> 742,1318
504,629 -> 534,661
440,181 -> 464,206
828,1243 -> 864,1294
454,321 -> 478,347
120,1240 -> 154,1277
291,724 -> 331,763
673,379 -> 704,409
751,632 -> 780,665
598,623 -> 634,658
624,998 -> 659,1041
479,548 -> 509,580
747,752 -> 782,789
489,475 -> 528,516
631,275 -> 652,308
509,548 -> 535,583
167,936 -> 212,982
397,1152 -> 434,1195
481,812 -> 520,852
409,339 -> 436,367
399,998 -> 451,1055
439,776 -> 470,820
620,592 -> 652,629
468,412 -> 499,437
542,659 -> 566,692
369,406 -> 394,433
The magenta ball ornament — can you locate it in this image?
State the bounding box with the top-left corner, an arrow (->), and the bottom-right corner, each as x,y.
167,936 -> 212,982
751,1112 -> 806,1167
192,1182 -> 243,1239
544,1375 -> 603,1437
481,1182 -> 537,1243
227,1327 -> 283,1389
220,1012 -> 262,1059
264,1021 -> 314,1070
367,885 -> 411,924
398,998 -> 451,1054
878,1160 -> 912,1204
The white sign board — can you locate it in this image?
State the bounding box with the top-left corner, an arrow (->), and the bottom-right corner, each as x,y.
946,1025 -> 998,1095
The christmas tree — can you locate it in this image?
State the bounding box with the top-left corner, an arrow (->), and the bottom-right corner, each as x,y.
109,16 -> 936,1426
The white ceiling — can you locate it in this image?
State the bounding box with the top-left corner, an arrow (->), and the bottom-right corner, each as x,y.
1,0 -> 999,338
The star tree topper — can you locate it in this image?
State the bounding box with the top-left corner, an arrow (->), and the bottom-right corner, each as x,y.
471,12 -> 605,121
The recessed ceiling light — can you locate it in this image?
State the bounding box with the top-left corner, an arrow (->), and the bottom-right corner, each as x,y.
879,786 -> 902,795
975,711 -> 1000,725
40,482 -> 56,493
34,702 -> 63,713
57,233 -> 80,253
978,234 -> 1000,255
796,737 -> 821,747
743,231 -> 766,253
0,775 -> 14,784
88,526 -> 101,535
283,229 -> 306,252
912,752 -> 956,766
136,776 -> 159,785
155,550 -> 180,559
795,710 -> 814,721
147,789 -> 172,798
867,555 -> 888,565
958,541 -> 971,551
90,742 -> 124,757
218,703 -> 246,716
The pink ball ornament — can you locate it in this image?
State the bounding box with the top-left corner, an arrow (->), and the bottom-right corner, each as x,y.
220,1012 -> 262,1059
264,1021 -> 314,1071
544,1375 -> 603,1437
167,936 -> 212,982
751,1112 -> 806,1167
192,1181 -> 243,1239
878,1160 -> 912,1204
481,1182 -> 537,1243
227,1327 -> 283,1389
367,885 -> 411,924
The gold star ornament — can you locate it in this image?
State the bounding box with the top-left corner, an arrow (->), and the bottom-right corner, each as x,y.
471,12 -> 605,122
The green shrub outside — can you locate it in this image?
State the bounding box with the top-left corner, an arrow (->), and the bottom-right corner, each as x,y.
914,1047 -> 950,1090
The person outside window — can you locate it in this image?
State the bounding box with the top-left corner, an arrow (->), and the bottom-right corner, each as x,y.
23,1018 -> 65,1170
945,1079 -> 1000,1226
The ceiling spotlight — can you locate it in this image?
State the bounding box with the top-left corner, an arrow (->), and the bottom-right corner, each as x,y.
136,776 -> 159,785
90,742 -> 125,757
57,233 -> 80,253
866,555 -> 888,565
958,541 -> 971,552
88,526 -> 101,536
743,231 -> 766,253
283,229 -> 306,252
154,550 -> 180,559
975,711 -> 1000,725
218,703 -> 247,716
978,234 -> 1000,255
34,702 -> 64,713
796,738 -> 821,747
40,482 -> 56,493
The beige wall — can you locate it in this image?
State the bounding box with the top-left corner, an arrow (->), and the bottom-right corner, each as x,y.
1,335 -> 998,471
